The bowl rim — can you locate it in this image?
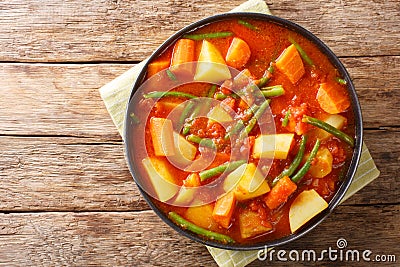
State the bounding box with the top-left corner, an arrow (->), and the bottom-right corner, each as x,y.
124,12 -> 363,251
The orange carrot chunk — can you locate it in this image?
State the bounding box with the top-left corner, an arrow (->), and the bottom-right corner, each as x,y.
183,173 -> 201,187
170,39 -> 196,76
275,44 -> 305,84
317,82 -> 351,114
225,37 -> 251,69
265,176 -> 297,210
147,60 -> 170,78
212,191 -> 236,229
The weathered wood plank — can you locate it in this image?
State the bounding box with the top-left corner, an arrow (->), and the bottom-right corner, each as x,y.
342,56 -> 400,128
339,129 -> 400,206
0,63 -> 130,139
0,57 -> 398,138
0,205 -> 398,266
0,1 -> 397,266
270,0 -> 400,58
0,136 -> 147,211
0,0 -> 398,62
0,210 -> 215,266
0,129 -> 397,211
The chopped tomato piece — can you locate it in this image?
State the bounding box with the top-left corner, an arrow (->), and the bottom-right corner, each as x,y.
285,103 -> 310,135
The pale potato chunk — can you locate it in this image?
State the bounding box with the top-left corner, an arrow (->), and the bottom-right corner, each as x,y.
172,186 -> 197,206
207,105 -> 233,123
194,40 -> 231,83
289,189 -> 328,233
309,147 -> 333,178
168,132 -> 197,167
252,134 -> 294,159
223,163 -> 247,192
142,157 -> 178,202
223,163 -> 270,201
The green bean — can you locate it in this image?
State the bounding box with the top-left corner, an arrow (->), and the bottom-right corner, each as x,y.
338,165 -> 348,182
257,76 -> 269,88
302,115 -> 355,147
187,134 -> 216,149
335,77 -> 347,85
257,63 -> 275,88
166,69 -> 177,81
224,104 -> 259,140
179,101 -> 196,127
224,120 -> 245,140
203,84 -> 217,112
272,135 -> 308,186
182,32 -> 233,41
144,91 -> 197,99
267,63 -> 275,74
182,87 -> 217,135
168,212 -> 235,244
242,103 -> 260,122
230,92 -> 240,99
248,103 -> 260,115
191,105 -> 202,118
257,71 -> 271,88
129,112 -> 140,125
207,84 -> 217,98
261,85 -> 285,98
199,160 -> 247,181
238,19 -> 258,31
187,134 -> 203,144
181,125 -> 189,135
240,99 -> 271,138
289,36 -> 314,66
291,139 -> 321,183
282,109 -> 291,127
182,104 -> 202,135
215,92 -> 227,100
182,124 -> 191,135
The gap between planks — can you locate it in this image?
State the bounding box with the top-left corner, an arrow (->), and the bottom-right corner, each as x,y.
1,202 -> 399,215
0,126 -> 398,141
0,54 -> 398,65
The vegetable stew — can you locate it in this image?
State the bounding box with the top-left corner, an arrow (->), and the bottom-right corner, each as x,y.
128,17 -> 356,245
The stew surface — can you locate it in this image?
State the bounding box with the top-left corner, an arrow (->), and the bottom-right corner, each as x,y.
128,18 -> 355,245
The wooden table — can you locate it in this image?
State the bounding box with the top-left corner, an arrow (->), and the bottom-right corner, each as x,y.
0,1 -> 398,266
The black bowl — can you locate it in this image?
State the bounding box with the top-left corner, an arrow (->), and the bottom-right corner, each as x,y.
124,12 -> 363,250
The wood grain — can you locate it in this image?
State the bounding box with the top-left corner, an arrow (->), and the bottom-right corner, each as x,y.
0,63 -> 130,139
0,0 -> 398,265
0,0 -> 398,62
0,129 -> 397,212
0,57 -> 399,139
0,136 -> 147,212
0,205 -> 398,266
343,56 -> 400,128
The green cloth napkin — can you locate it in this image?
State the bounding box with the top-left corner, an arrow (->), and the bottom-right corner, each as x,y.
99,0 -> 380,266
